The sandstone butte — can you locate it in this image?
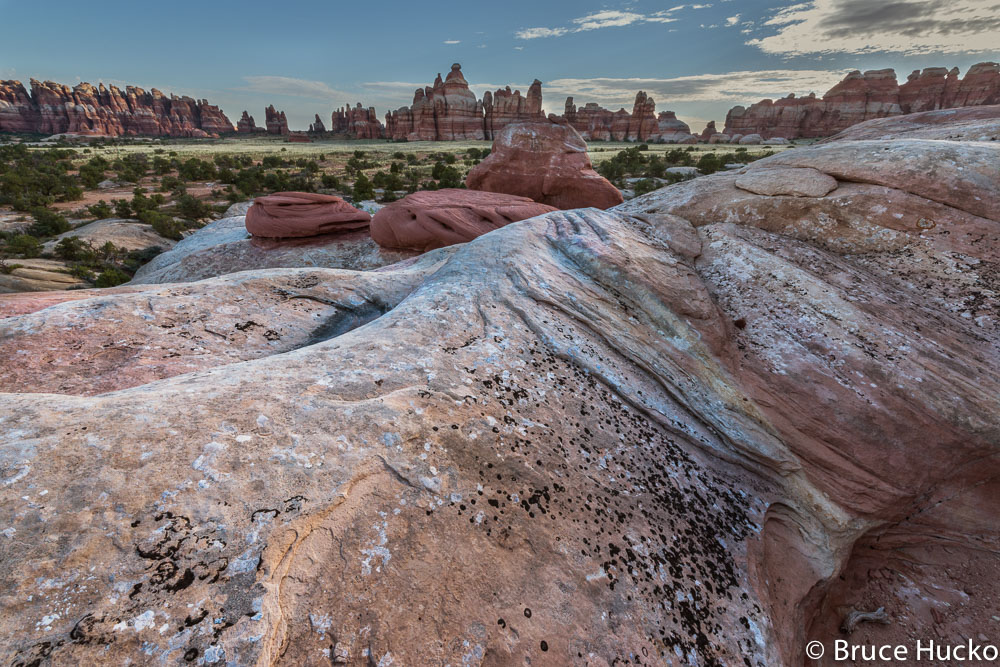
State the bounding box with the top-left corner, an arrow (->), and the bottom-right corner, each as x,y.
0,78 -> 233,137
0,108 -> 998,667
264,105 -> 289,135
385,63 -> 696,143
467,117 -> 624,210
330,103 -> 384,139
724,61 -> 1000,139
563,92 -> 698,143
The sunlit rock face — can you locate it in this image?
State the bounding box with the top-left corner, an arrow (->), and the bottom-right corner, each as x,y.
723,62 -> 1000,139
0,115 -> 997,666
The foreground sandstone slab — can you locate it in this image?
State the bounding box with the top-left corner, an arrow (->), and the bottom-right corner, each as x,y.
130,216 -> 419,285
0,128 -> 997,666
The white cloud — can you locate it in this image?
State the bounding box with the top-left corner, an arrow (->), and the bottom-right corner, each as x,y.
749,0 -> 1000,56
240,76 -> 353,100
516,8 -> 679,39
545,69 -> 851,106
443,40 -> 461,45
725,14 -> 741,25
516,26 -> 569,39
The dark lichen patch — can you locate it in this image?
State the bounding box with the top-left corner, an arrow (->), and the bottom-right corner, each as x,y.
438,319 -> 766,664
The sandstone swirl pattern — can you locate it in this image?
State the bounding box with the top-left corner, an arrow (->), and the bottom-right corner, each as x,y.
0,118 -> 997,665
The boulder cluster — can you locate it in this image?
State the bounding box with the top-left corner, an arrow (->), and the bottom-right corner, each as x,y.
0,78 -> 233,137
724,61 -> 1000,139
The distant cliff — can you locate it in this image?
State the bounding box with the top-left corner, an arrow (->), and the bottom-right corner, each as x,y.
724,62 -> 1000,139
0,79 -> 234,137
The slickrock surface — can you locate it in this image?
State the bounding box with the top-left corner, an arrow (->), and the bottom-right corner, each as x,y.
0,79 -> 233,137
1,119 -> 997,666
466,118 -> 624,210
41,219 -> 177,253
130,215 -> 419,285
245,193 -> 371,239
370,189 -> 556,251
821,104 -> 1000,142
724,62 -> 1000,139
0,258 -> 88,293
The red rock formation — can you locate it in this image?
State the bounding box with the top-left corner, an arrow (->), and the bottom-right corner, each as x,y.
0,78 -> 234,136
466,116 -> 624,210
386,63 -> 539,141
700,120 -> 718,142
308,114 -> 326,133
560,95 -> 694,142
331,103 -> 384,139
237,111 -> 258,133
724,62 -> 1000,139
627,92 -> 658,141
483,80 -> 543,139
370,189 -> 556,251
246,192 -> 370,238
265,105 -> 289,135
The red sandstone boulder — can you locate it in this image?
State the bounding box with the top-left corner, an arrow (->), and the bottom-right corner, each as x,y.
370,189 -> 556,251
245,192 -> 371,238
466,118 -> 624,210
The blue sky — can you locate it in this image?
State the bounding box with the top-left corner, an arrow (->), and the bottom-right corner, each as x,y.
2,0 -> 998,133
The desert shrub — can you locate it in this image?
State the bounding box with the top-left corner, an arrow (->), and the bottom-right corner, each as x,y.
87,200 -> 113,218
174,194 -> 210,220
176,158 -> 216,181
114,198 -> 133,218
321,173 -> 341,189
112,154 -> 148,182
352,173 -> 374,201
28,208 -> 70,237
7,234 -> 41,258
0,144 -> 83,210
54,236 -> 94,261
633,179 -> 662,196
142,211 -> 186,241
95,267 -> 130,288
696,152 -> 723,174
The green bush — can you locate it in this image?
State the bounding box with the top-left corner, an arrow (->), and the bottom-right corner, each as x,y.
114,198 -> 133,218
7,234 -> 41,258
87,200 -> 113,218
28,208 -> 70,237
54,236 -> 94,261
95,267 -> 130,288
352,173 -> 374,201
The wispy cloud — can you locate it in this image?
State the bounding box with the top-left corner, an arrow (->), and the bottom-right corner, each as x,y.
748,0 -> 1000,56
443,39 -> 461,44
545,69 -> 851,106
515,26 -> 569,39
239,75 -> 354,99
516,7 -> 695,39
725,14 -> 741,25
